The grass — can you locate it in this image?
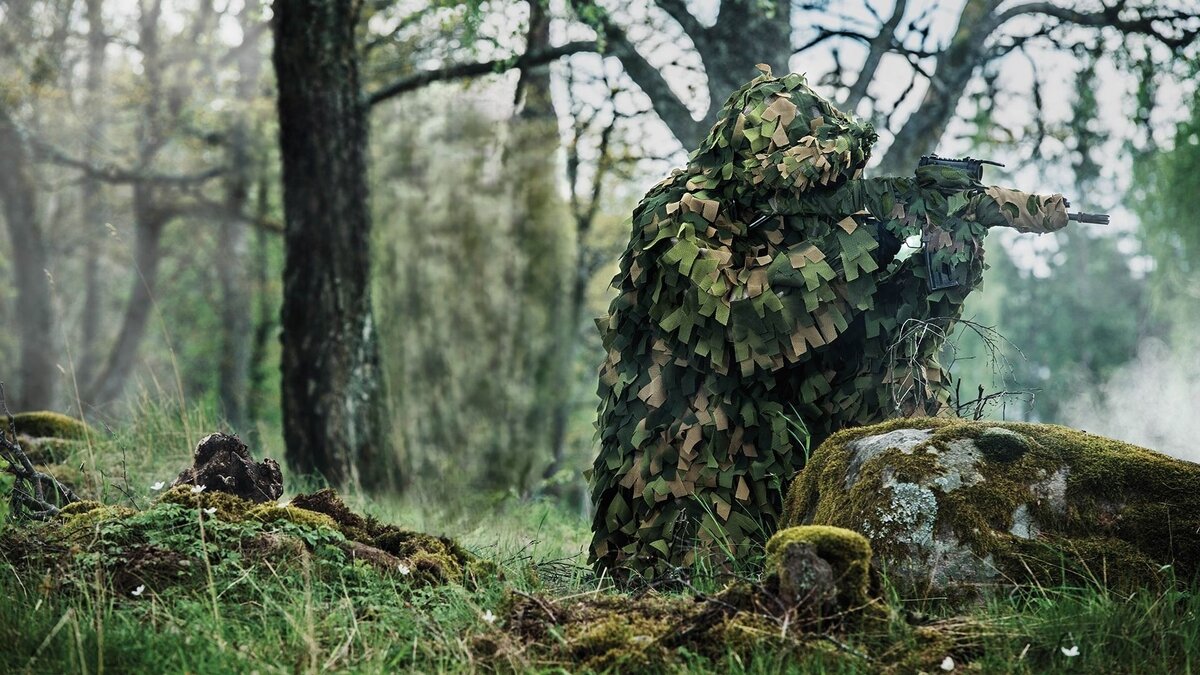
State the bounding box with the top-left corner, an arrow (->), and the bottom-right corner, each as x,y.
2,403 -> 1200,673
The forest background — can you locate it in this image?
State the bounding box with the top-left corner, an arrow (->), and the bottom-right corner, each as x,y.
1,0 -> 1198,516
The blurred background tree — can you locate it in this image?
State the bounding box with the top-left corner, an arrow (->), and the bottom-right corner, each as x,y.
1,0 -> 1199,502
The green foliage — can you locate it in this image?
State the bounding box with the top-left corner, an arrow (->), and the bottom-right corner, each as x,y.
983,233 -> 1154,421
1132,68 -> 1200,341
372,85 -> 573,496
0,471 -> 12,531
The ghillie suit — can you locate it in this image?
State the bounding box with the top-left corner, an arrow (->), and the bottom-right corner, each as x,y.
590,66 -> 1068,581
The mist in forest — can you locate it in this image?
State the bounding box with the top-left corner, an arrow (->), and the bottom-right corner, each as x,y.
1062,338 -> 1200,463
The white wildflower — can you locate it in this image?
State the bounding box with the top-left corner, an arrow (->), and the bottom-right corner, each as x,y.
203,507 -> 217,516
131,585 -> 145,597
397,563 -> 411,576
482,610 -> 497,625
1061,645 -> 1079,658
940,656 -> 955,671
190,484 -> 206,494
150,481 -> 165,491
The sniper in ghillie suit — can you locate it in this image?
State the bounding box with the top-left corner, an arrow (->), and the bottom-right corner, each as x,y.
589,65 -> 1107,581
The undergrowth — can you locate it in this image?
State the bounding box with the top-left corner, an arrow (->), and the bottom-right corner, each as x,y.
1,402 -> 1198,673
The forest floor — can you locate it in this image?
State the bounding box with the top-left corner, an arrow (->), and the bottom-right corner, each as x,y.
1,405 -> 1199,673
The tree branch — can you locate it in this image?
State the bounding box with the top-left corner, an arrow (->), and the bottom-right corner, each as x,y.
367,41 -> 596,106
0,383 -> 79,520
843,0 -> 908,111
568,0 -> 705,146
31,137 -> 226,186
991,2 -> 1200,49
655,0 -> 707,48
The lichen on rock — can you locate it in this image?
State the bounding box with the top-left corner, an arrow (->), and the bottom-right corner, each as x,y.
782,418 -> 1200,599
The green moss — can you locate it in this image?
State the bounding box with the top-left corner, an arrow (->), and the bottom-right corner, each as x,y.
287,489 -> 495,587
974,426 -> 1032,463
21,436 -> 83,465
288,489 -> 373,541
58,500 -> 102,517
766,525 -> 872,606
157,484 -> 258,522
571,614 -> 671,671
10,411 -> 91,440
59,504 -> 136,538
246,504 -> 339,532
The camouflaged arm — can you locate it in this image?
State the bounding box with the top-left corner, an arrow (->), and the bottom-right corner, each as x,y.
767,176 -> 917,223
973,187 -> 1069,233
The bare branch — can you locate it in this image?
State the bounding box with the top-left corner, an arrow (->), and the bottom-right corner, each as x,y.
843,0 -> 908,111
567,0 -> 705,146
991,2 -> 1200,49
655,0 -> 708,47
0,383 -> 79,520
367,41 -> 596,106
31,137 -> 225,186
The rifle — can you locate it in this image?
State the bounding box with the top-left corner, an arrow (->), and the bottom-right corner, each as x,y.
919,154 -> 1109,290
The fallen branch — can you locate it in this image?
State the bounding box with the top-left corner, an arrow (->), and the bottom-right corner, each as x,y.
0,383 -> 79,519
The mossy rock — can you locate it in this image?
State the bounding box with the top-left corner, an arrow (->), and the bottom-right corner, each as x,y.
781,418 -> 1200,599
20,436 -> 83,465
765,526 -> 874,617
10,411 -> 92,440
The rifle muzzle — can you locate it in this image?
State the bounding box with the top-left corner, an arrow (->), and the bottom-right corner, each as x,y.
1068,212 -> 1110,225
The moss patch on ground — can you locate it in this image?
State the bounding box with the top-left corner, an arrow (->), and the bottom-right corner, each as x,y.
1,486 -> 493,598
9,411 -> 93,440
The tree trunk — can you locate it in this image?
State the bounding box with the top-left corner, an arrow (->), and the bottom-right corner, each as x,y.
217,1 -> 262,432
0,107 -> 57,410
702,0 -> 792,134
273,0 -> 399,492
500,0 -> 570,493
217,137 -> 252,431
84,191 -> 167,405
77,0 -> 107,387
245,174 -> 273,442
877,0 -> 998,174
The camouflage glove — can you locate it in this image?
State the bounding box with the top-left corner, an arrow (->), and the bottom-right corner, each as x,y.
977,187 -> 1069,233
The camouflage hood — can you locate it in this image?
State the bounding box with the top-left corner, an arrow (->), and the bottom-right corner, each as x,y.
687,65 -> 878,211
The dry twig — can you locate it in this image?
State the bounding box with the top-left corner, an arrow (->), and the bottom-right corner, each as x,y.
0,383 -> 79,519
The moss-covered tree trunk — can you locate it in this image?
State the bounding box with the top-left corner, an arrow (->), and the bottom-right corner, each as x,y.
272,0 -> 399,491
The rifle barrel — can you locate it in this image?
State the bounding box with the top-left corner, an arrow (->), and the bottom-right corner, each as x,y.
1068,212 -> 1110,225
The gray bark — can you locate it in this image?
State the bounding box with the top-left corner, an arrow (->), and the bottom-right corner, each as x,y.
0,106 -> 57,410
78,0 -> 107,386
217,0 -> 262,432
